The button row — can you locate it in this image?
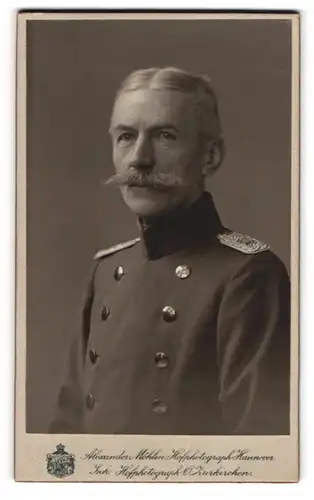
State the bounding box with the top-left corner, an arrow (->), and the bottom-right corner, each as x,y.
88,349 -> 169,368
85,393 -> 167,414
112,264 -> 191,281
100,304 -> 177,322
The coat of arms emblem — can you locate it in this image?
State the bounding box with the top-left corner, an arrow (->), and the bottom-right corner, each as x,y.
46,443 -> 75,478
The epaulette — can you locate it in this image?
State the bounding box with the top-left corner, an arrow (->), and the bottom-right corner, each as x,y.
94,237 -> 140,260
217,230 -> 270,255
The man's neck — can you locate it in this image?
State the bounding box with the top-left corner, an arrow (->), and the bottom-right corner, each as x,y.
137,191 -> 223,260
139,192 -> 204,228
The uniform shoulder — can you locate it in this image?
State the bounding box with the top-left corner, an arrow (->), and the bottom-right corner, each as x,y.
217,229 -> 270,255
94,237 -> 140,260
217,230 -> 289,282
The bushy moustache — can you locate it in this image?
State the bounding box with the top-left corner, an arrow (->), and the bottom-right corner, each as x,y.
104,169 -> 185,190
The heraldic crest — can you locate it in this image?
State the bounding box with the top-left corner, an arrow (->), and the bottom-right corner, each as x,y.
46,443 -> 75,478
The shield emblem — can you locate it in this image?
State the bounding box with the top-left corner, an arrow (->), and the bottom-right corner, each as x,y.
46,443 -> 75,478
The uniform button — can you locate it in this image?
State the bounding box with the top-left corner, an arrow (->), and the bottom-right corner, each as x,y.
152,399 -> 168,414
114,266 -> 125,281
155,352 -> 169,368
89,349 -> 98,364
86,393 -> 95,410
175,264 -> 191,279
162,306 -> 177,322
101,305 -> 110,321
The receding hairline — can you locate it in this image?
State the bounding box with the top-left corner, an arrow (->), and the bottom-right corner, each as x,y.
114,67 -> 217,100
112,86 -> 203,107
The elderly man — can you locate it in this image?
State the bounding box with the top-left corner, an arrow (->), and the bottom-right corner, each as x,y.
50,67 -> 290,435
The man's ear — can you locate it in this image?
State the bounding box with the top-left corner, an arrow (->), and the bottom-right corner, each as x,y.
202,137 -> 226,177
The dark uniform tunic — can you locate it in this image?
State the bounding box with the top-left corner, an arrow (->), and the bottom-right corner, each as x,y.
50,192 -> 290,435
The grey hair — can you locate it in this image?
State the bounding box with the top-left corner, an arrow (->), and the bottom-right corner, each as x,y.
114,67 -> 224,145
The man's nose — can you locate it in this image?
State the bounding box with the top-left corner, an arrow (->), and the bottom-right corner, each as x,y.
129,135 -> 155,170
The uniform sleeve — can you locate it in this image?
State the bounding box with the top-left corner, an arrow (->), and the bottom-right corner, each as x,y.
216,251 -> 290,435
49,264 -> 98,433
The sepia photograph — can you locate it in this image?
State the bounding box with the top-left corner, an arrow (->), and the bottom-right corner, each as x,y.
15,11 -> 299,482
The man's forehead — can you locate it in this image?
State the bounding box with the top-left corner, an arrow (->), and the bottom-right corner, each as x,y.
110,88 -> 196,129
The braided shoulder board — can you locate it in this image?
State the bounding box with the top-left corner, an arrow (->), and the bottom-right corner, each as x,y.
217,231 -> 269,254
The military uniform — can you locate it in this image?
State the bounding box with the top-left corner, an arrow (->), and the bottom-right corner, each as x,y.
50,192 -> 290,435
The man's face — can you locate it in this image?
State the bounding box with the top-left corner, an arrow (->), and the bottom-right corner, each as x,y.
109,88 -> 208,218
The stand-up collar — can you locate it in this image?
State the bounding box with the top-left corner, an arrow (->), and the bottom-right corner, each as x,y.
139,192 -> 224,260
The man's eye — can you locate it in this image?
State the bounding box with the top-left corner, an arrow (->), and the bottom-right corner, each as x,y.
117,132 -> 134,143
156,131 -> 177,141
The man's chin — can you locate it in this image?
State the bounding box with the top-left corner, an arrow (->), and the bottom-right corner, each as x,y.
121,185 -> 174,218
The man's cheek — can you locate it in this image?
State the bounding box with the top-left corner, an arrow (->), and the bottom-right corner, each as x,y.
168,152 -> 190,174
113,149 -> 129,169
157,148 -> 181,168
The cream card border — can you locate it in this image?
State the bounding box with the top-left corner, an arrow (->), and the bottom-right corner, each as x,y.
15,12 -> 300,483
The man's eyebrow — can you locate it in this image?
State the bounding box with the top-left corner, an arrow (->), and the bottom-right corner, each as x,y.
108,124 -> 137,134
151,123 -> 179,132
108,123 -> 179,134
